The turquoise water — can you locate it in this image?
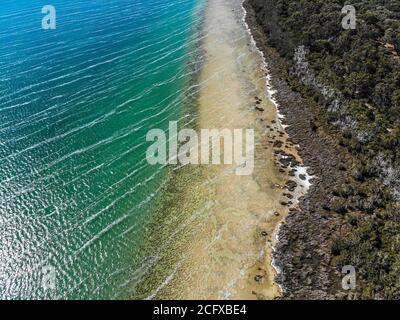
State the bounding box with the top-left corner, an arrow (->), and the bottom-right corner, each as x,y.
0,0 -> 205,299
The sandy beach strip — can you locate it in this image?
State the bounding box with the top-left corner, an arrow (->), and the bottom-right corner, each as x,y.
153,0 -> 311,300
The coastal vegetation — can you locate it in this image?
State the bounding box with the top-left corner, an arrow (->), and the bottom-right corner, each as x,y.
248,0 -> 400,299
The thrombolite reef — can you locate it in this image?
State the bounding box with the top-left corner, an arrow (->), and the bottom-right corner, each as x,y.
245,0 -> 400,299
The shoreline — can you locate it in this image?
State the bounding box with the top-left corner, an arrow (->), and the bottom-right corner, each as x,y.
160,0 -> 310,299
239,1 -> 313,295
243,0 -> 352,298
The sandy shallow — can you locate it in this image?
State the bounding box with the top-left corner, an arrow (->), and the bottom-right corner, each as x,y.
151,0 -> 309,300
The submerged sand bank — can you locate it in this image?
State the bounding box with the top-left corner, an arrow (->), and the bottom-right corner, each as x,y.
150,0 -> 310,300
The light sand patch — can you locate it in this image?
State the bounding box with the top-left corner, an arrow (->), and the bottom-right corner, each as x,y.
157,0 -> 308,300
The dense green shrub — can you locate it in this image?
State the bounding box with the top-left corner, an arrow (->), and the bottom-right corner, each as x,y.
250,0 -> 400,299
